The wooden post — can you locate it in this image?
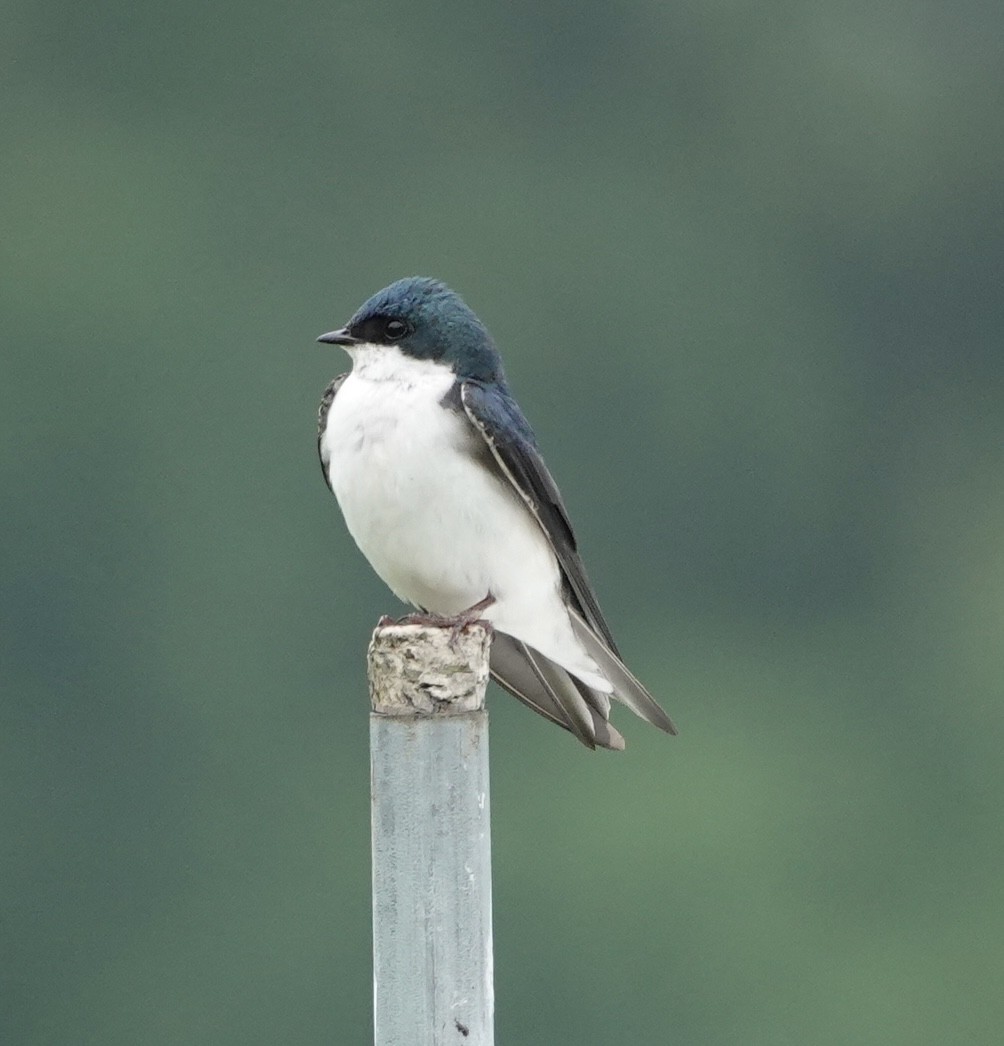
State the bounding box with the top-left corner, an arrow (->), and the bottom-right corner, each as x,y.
368,623 -> 495,1046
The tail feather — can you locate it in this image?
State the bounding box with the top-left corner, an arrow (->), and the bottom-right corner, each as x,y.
570,677 -> 627,751
568,609 -> 677,735
490,634 -> 626,750
511,640 -> 597,747
489,634 -> 575,732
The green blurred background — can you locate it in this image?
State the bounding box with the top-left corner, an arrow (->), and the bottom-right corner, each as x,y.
4,1 -> 1003,1043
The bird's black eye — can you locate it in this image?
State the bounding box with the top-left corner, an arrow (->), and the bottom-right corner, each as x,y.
384,318 -> 408,340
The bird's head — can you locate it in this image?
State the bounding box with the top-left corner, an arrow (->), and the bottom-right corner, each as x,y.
318,277 -> 504,383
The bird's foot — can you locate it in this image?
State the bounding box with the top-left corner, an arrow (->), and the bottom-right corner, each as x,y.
382,594 -> 496,651
444,593 -> 496,650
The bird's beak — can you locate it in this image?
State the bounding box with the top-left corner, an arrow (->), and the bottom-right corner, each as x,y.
317,327 -> 362,346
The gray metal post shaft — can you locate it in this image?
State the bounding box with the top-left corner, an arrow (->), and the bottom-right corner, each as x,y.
368,623 -> 495,1046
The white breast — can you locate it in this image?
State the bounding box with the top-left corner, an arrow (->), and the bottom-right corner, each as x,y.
320,344 -> 608,688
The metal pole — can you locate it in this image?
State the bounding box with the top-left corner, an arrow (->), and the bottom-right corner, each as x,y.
368,622 -> 495,1046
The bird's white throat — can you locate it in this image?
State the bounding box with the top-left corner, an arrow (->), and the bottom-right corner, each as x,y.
341,342 -> 451,388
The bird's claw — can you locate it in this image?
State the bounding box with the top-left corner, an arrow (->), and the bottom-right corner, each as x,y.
447,616 -> 494,652
375,595 -> 495,651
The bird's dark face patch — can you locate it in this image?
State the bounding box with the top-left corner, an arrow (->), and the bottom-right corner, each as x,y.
350,313 -> 413,346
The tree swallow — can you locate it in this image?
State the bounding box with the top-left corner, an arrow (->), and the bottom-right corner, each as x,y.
316,277 -> 676,750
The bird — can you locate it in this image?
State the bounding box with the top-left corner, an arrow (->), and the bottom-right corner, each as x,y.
315,276 -> 676,750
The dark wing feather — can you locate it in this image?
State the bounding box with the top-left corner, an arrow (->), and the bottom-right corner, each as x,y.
317,373 -> 349,494
460,380 -> 619,653
461,379 -> 676,742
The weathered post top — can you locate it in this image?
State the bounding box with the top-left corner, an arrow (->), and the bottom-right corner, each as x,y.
367,622 -> 492,716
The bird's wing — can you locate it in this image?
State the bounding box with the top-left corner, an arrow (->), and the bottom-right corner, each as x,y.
459,379 -> 619,651
461,379 -> 677,741
317,373 -> 349,494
